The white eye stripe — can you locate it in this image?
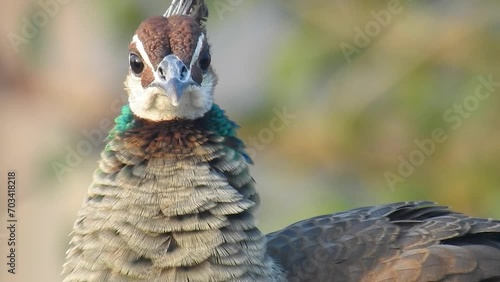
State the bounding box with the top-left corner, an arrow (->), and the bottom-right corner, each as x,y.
190,33 -> 206,69
132,35 -> 155,72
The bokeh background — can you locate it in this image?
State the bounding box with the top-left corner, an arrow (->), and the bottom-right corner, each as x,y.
1,0 -> 500,281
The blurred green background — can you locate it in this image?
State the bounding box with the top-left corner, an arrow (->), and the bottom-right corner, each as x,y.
1,0 -> 500,281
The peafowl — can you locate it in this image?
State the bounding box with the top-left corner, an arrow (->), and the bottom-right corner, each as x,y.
63,1 -> 500,281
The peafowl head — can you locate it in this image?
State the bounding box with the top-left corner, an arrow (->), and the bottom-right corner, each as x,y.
124,0 -> 216,121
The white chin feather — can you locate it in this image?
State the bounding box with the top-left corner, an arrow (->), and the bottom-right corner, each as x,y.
125,74 -> 215,121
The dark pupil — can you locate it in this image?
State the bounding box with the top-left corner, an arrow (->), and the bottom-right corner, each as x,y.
130,53 -> 144,75
199,52 -> 211,71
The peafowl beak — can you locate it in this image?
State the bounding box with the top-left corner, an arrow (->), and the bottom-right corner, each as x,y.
150,54 -> 197,107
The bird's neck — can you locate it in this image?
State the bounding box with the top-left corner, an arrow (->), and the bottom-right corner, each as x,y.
87,104 -> 281,280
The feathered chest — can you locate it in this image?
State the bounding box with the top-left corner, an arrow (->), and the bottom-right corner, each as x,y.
115,118 -> 212,158
63,105 -> 272,281
92,111 -> 255,216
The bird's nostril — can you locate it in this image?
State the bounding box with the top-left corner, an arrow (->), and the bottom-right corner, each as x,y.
180,65 -> 188,80
157,62 -> 188,81
158,66 -> 165,79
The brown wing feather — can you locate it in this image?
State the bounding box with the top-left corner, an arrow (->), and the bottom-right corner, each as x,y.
265,201 -> 500,282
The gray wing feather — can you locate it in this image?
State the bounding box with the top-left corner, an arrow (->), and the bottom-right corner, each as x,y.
265,201 -> 500,282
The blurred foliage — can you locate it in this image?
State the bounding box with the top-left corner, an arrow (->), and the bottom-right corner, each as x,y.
247,0 -> 500,219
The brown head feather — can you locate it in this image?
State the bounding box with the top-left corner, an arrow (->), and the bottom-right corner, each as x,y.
123,0 -> 215,122
129,15 -> 206,87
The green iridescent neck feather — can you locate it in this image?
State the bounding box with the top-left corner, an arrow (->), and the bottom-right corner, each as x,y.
107,104 -> 239,141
